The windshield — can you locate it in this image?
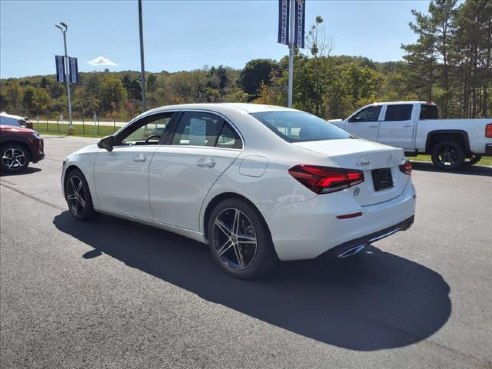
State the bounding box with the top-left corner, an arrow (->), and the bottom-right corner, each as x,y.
251,111 -> 352,142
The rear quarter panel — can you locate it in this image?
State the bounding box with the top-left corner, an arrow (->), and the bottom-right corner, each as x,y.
415,118 -> 492,153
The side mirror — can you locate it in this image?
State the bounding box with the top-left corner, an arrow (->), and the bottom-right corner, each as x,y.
348,116 -> 361,123
97,135 -> 115,152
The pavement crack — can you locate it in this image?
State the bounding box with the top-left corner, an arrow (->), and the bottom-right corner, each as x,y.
0,182 -> 65,211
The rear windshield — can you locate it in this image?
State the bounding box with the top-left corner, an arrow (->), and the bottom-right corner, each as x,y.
251,111 -> 351,142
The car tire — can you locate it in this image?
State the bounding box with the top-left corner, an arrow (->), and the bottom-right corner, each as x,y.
207,198 -> 278,279
0,144 -> 30,174
64,168 -> 97,221
431,141 -> 465,170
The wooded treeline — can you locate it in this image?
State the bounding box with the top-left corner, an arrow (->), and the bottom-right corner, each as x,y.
0,0 -> 490,121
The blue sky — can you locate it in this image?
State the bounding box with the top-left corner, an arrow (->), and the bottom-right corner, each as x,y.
0,0 -> 430,78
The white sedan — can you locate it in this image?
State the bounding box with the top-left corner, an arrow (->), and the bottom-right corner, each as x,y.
62,103 -> 416,279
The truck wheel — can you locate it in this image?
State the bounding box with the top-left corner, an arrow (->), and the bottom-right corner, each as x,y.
431,141 -> 465,170
464,154 -> 482,166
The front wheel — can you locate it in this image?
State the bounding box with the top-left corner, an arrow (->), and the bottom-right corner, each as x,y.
64,168 -> 97,220
431,141 -> 465,170
0,144 -> 30,174
207,198 -> 278,279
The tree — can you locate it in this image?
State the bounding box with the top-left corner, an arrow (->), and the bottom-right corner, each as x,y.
32,88 -> 51,116
122,74 -> 142,101
453,0 -> 492,117
429,0 -> 458,116
403,0 -> 491,118
305,16 -> 333,58
3,81 -> 22,112
147,74 -> 157,93
100,75 -> 127,116
238,59 -> 278,101
402,8 -> 438,102
22,86 -> 35,115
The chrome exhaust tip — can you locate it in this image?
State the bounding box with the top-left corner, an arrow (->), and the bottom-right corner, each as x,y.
338,244 -> 367,258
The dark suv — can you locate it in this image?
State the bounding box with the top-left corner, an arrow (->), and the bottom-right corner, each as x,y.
0,125 -> 45,174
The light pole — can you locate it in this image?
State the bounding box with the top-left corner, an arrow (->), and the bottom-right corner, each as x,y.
138,0 -> 146,111
287,0 -> 295,108
55,22 -> 74,131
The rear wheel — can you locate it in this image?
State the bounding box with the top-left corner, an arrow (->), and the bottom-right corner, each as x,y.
207,198 -> 278,279
431,141 -> 465,170
64,168 -> 97,220
0,144 -> 30,173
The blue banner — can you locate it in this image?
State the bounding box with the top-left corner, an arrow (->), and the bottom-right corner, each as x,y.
69,57 -> 79,84
55,55 -> 65,83
278,0 -> 290,45
294,0 -> 305,48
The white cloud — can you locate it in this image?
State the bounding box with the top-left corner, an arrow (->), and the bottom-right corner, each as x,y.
87,56 -> 117,66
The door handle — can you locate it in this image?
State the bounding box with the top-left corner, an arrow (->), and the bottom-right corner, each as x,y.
133,154 -> 146,162
403,124 -> 413,128
196,158 -> 215,168
369,124 -> 378,128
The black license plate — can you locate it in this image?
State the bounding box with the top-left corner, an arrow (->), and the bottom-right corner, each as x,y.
372,168 -> 394,191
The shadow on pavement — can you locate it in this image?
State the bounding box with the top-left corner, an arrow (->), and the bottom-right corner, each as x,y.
53,211 -> 451,351
411,161 -> 492,177
0,167 -> 42,177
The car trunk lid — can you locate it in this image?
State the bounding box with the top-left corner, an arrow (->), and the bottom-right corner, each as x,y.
293,139 -> 410,206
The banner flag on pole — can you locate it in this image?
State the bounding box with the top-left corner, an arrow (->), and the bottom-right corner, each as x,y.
278,0 -> 290,45
55,55 -> 65,83
69,57 -> 79,84
294,0 -> 305,48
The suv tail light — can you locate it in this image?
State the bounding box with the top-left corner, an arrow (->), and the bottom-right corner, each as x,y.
289,165 -> 364,194
399,160 -> 412,175
486,123 -> 492,138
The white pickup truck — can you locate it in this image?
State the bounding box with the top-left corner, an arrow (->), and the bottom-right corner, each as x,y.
329,101 -> 492,170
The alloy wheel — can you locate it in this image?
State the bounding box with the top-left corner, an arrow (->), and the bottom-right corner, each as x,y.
67,175 -> 87,216
2,147 -> 27,170
437,145 -> 459,166
212,208 -> 258,271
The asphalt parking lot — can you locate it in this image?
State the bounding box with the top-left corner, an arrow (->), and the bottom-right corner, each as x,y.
1,135 -> 491,369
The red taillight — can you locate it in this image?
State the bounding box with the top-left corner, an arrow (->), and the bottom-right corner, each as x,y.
399,160 -> 412,175
486,123 -> 492,138
288,165 -> 364,194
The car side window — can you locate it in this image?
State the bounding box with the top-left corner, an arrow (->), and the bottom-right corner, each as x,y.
172,112 -> 242,149
217,123 -> 242,149
420,104 -> 438,120
349,106 -> 382,123
117,112 -> 174,145
384,105 -> 413,121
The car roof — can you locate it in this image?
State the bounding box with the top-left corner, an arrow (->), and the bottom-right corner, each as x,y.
371,101 -> 436,106
141,103 -> 297,117
0,112 -> 25,120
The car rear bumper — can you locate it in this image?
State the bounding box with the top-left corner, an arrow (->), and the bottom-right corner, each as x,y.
485,144 -> 492,156
258,180 -> 416,261
326,215 -> 414,258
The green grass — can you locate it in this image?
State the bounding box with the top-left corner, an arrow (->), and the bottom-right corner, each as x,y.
410,154 -> 492,166
33,122 -> 119,138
